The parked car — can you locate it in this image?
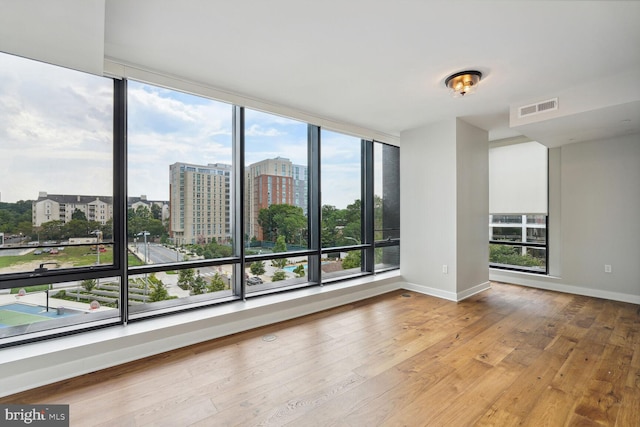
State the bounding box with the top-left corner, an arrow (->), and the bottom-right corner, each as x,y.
246,276 -> 263,286
34,250 -> 42,255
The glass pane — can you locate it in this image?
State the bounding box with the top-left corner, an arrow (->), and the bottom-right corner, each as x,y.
491,227 -> 523,242
374,142 -> 400,272
128,265 -> 234,315
127,81 -> 233,264
375,246 -> 400,271
320,130 -> 362,248
322,250 -> 363,280
490,215 -> 523,224
244,255 -> 309,295
526,214 -> 546,225
0,52 -> 114,275
489,244 -> 546,272
526,227 -> 546,243
244,109 -> 308,252
0,278 -> 120,341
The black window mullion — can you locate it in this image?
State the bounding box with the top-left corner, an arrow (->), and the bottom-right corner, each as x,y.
114,78 -> 128,324
362,140 -> 375,272
307,124 -> 321,284
233,105 -> 246,299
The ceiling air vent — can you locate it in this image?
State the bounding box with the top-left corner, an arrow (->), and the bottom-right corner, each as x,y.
518,98 -> 558,118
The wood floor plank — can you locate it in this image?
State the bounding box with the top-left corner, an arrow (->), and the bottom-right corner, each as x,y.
1,282 -> 638,427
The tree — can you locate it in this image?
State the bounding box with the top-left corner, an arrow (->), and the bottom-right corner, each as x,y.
273,235 -> 287,253
489,244 -> 544,267
148,276 -> 170,302
177,268 -> 195,290
151,203 -> 162,220
272,270 -> 287,281
250,261 -> 266,276
342,251 -> 361,269
63,219 -> 90,239
0,200 -> 33,235
81,279 -> 96,292
202,240 -> 233,259
257,204 -> 306,243
128,205 -> 168,239
270,236 -> 289,268
71,208 -> 87,221
271,258 -> 287,269
190,273 -> 207,295
39,220 -> 65,241
207,273 -> 227,292
293,264 -> 306,277
320,205 -> 343,248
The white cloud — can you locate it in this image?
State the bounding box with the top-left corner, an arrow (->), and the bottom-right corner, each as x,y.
245,123 -> 284,137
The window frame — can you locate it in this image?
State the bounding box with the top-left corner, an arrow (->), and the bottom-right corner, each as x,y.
0,58 -> 400,347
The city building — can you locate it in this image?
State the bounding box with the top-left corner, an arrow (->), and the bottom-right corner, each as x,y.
32,192 -> 113,226
292,163 -> 308,217
32,192 -> 168,228
169,162 -> 232,246
244,157 -> 299,241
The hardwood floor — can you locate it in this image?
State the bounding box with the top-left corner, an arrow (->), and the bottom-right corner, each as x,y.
1,282 -> 639,426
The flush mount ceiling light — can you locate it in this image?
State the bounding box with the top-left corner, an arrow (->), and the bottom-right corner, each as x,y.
445,70 -> 482,97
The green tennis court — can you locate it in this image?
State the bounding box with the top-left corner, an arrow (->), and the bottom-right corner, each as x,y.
0,309 -> 51,327
0,303 -> 79,328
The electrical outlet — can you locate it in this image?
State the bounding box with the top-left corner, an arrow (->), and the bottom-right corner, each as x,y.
442,264 -> 448,274
605,264 -> 612,273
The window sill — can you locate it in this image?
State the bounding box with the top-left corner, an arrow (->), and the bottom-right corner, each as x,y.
0,270 -> 402,398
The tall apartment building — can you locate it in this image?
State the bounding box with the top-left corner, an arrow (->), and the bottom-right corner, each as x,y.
169,162 -> 231,246
292,164 -> 308,217
245,157 -> 304,241
32,192 -> 169,228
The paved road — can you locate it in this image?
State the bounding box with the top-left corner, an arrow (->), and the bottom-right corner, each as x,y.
134,243 -> 230,282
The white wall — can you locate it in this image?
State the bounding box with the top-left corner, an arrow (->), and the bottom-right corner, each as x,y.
491,134 -> 640,303
561,134 -> 640,296
456,120 -> 489,296
400,120 -> 457,297
400,118 -> 489,300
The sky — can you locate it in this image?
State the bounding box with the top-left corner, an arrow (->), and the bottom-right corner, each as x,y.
0,52 -> 375,209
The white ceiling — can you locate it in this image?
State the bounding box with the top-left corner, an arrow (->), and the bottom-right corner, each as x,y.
103,0 -> 640,145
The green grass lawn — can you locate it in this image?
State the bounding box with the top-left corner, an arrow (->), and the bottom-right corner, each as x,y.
10,285 -> 50,294
0,246 -> 144,273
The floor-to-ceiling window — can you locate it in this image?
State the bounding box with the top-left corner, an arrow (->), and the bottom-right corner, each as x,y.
243,109 -> 310,295
320,130 -> 364,280
127,81 -> 238,318
374,142 -> 400,271
0,51 -> 400,346
489,140 -> 548,273
0,52 -> 120,343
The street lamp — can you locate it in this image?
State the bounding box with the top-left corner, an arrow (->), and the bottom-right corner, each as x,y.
136,231 -> 150,264
137,231 -> 150,299
343,236 -> 360,245
91,230 -> 103,265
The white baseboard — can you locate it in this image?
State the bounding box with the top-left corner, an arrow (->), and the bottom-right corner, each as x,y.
401,282 -> 458,301
456,281 -> 492,301
490,269 -> 640,304
401,280 -> 491,302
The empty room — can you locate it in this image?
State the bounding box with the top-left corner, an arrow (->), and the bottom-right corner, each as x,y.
0,1 -> 638,426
